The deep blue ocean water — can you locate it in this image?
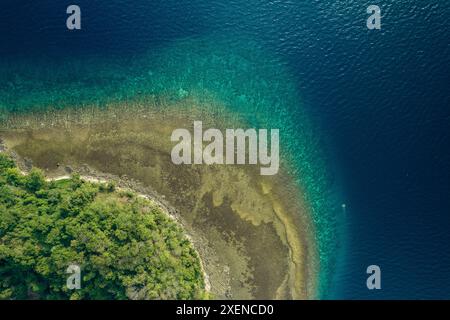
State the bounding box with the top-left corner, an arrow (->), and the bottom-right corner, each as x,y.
1,1 -> 449,299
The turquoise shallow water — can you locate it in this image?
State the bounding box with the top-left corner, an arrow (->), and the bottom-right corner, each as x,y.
0,34 -> 337,297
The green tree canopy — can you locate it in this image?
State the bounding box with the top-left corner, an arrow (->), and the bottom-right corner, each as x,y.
0,153 -> 206,300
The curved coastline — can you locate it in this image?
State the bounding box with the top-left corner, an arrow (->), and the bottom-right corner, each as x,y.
47,173 -> 212,294
0,104 -> 319,299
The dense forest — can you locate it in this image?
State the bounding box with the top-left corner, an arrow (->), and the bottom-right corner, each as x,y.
0,153 -> 206,300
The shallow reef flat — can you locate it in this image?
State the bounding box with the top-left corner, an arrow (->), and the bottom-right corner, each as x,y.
0,35 -> 334,298
0,102 -> 318,299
